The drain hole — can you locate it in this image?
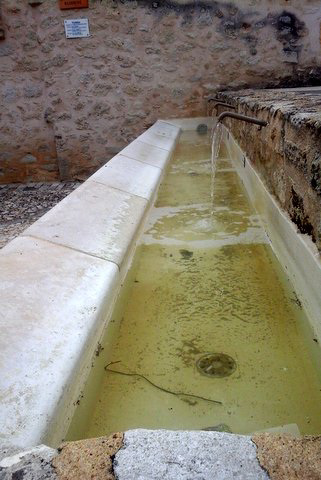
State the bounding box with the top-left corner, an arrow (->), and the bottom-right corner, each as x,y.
196,353 -> 236,378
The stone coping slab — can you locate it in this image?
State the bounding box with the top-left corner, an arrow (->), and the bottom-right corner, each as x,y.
0,236 -> 119,448
90,154 -> 162,200
120,140 -> 170,170
0,120 -> 180,449
24,180 -> 149,272
136,121 -> 181,151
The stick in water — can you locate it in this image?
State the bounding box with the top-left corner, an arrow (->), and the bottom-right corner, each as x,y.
104,365 -> 222,406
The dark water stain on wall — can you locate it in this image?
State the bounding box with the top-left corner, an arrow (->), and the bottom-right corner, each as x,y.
271,10 -> 307,58
274,10 -> 306,42
311,156 -> 321,196
290,187 -> 315,241
110,0 -> 307,59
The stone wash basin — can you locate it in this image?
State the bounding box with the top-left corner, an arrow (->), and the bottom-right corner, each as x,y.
0,117 -> 321,479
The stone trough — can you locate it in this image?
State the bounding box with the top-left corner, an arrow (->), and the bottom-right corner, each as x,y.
1,114 -> 321,479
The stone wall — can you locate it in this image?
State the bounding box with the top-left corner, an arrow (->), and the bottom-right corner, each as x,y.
1,0 -> 321,182
218,88 -> 321,252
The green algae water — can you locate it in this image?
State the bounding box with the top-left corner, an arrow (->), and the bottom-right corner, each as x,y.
67,131 -> 321,440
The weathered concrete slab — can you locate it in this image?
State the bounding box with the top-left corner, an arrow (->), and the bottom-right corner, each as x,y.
24,180 -> 148,270
114,429 -> 269,480
0,236 -> 119,447
120,140 -> 171,170
137,121 -> 180,152
90,154 -> 162,200
152,120 -> 181,139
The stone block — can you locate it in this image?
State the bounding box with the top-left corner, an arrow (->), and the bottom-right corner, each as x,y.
24,180 -> 148,270
23,84 -> 43,98
114,429 -> 268,480
20,154 -> 37,164
136,122 -> 180,152
120,140 -> 171,169
0,236 -> 119,447
90,154 -> 162,200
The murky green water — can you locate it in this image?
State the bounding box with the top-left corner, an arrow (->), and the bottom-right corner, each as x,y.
67,131 -> 321,440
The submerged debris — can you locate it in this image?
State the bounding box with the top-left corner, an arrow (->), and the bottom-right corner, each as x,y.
179,249 -> 194,259
104,365 -> 222,406
95,343 -> 104,357
202,423 -> 232,433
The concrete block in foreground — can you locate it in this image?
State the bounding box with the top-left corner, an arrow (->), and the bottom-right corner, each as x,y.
114,429 -> 269,480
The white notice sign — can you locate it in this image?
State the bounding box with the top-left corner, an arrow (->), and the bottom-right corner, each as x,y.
64,19 -> 90,38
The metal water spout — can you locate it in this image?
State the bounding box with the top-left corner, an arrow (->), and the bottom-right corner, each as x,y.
213,102 -> 236,116
217,111 -> 268,129
207,97 -> 235,116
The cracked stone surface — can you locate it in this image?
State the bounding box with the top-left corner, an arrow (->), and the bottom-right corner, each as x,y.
114,429 -> 269,480
0,181 -> 81,248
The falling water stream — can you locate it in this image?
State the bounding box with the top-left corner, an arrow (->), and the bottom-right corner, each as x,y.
67,130 -> 321,441
210,121 -> 223,217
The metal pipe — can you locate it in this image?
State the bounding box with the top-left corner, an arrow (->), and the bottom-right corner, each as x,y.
217,111 -> 267,127
207,96 -> 218,103
206,96 -> 218,116
213,102 -> 236,115
206,97 -> 235,116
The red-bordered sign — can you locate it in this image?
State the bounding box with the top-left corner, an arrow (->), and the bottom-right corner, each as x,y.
59,0 -> 88,10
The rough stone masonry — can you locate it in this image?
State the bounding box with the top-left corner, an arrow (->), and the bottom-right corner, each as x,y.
1,0 -> 321,182
218,88 -> 321,252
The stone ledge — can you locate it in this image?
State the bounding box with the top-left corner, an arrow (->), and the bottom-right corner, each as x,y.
0,236 -> 120,448
2,430 -> 321,479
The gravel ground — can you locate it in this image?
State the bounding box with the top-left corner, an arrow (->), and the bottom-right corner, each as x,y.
0,181 -> 82,248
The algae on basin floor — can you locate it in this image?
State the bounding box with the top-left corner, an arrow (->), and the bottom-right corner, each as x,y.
67,131 -> 321,440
